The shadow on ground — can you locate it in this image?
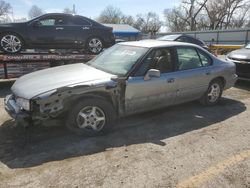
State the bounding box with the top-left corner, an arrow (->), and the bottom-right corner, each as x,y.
0,97 -> 246,169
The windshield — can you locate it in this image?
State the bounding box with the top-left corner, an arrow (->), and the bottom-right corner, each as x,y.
245,43 -> 250,49
87,44 -> 149,76
157,35 -> 180,41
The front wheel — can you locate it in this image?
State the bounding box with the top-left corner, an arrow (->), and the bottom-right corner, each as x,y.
66,98 -> 116,136
199,79 -> 223,106
0,33 -> 23,53
86,37 -> 104,54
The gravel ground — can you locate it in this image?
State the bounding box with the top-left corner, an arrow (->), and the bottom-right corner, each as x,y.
0,81 -> 249,188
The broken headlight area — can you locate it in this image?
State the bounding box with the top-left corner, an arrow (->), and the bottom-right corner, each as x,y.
16,97 -> 30,111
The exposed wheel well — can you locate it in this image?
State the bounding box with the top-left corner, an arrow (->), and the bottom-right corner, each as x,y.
211,76 -> 226,88
67,92 -> 117,113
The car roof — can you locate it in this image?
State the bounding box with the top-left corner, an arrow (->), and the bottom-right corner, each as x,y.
39,13 -> 89,18
119,40 -> 200,48
42,13 -> 74,17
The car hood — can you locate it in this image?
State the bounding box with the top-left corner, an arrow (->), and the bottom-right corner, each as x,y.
11,63 -> 115,99
228,48 -> 250,59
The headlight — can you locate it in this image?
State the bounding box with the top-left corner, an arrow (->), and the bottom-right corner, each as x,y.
16,97 -> 30,111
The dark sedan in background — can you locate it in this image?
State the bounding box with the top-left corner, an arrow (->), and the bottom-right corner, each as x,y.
0,13 -> 115,54
157,34 -> 209,51
226,43 -> 250,81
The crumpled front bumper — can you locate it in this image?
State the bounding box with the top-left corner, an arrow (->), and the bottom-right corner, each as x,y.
4,94 -> 30,121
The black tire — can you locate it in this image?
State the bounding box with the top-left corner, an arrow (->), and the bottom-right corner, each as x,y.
0,33 -> 23,54
86,37 -> 104,54
66,98 -> 116,136
199,79 -> 223,106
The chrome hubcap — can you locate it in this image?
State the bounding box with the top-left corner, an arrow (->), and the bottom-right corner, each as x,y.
76,106 -> 106,131
88,38 -> 103,53
208,83 -> 220,102
1,35 -> 22,53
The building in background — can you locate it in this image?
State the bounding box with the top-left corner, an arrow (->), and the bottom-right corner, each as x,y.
104,24 -> 141,41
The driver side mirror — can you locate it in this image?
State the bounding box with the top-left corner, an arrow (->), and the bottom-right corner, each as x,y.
144,69 -> 160,81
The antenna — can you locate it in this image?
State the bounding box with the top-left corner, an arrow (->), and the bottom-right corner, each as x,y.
73,4 -> 76,14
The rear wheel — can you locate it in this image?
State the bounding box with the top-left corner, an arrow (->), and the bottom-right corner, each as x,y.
66,98 -> 116,136
87,37 -> 104,54
0,33 -> 23,53
199,79 -> 223,106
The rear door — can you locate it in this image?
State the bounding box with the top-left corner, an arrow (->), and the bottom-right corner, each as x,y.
70,16 -> 92,45
52,15 -> 78,47
173,46 -> 213,104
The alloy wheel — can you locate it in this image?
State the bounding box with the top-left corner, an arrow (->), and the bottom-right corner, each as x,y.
88,38 -> 103,54
1,34 -> 22,53
207,83 -> 221,103
76,106 -> 106,131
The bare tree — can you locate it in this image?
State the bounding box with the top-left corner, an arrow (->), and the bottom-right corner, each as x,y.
120,15 -> 134,25
97,6 -> 123,24
28,5 -> 43,19
164,8 -> 188,32
134,12 -> 161,37
0,0 -> 11,16
164,0 -> 208,31
204,0 -> 250,29
164,0 -> 250,31
0,0 -> 11,23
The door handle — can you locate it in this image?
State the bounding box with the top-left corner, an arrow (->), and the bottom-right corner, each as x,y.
56,27 -> 64,30
82,27 -> 90,30
167,78 -> 175,83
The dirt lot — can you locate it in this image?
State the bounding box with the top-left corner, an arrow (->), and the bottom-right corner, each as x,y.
0,81 -> 249,188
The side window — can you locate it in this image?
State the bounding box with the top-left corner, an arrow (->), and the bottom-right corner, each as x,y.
176,37 -> 186,42
134,48 -> 174,76
55,17 -> 68,25
39,18 -> 56,26
176,47 -> 202,70
153,49 -> 173,73
134,50 -> 155,76
72,17 -> 91,25
197,50 -> 212,67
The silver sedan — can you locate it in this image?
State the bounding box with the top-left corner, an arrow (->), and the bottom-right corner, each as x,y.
5,40 -> 237,136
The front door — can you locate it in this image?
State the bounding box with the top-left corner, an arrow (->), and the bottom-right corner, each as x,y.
125,48 -> 177,114
28,15 -> 77,48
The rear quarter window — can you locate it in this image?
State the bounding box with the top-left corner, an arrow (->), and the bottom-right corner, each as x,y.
197,49 -> 213,66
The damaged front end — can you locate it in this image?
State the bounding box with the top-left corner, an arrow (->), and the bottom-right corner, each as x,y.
4,94 -> 32,127
5,78 -> 125,127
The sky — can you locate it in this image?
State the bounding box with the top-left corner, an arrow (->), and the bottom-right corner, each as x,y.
8,0 -> 181,21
